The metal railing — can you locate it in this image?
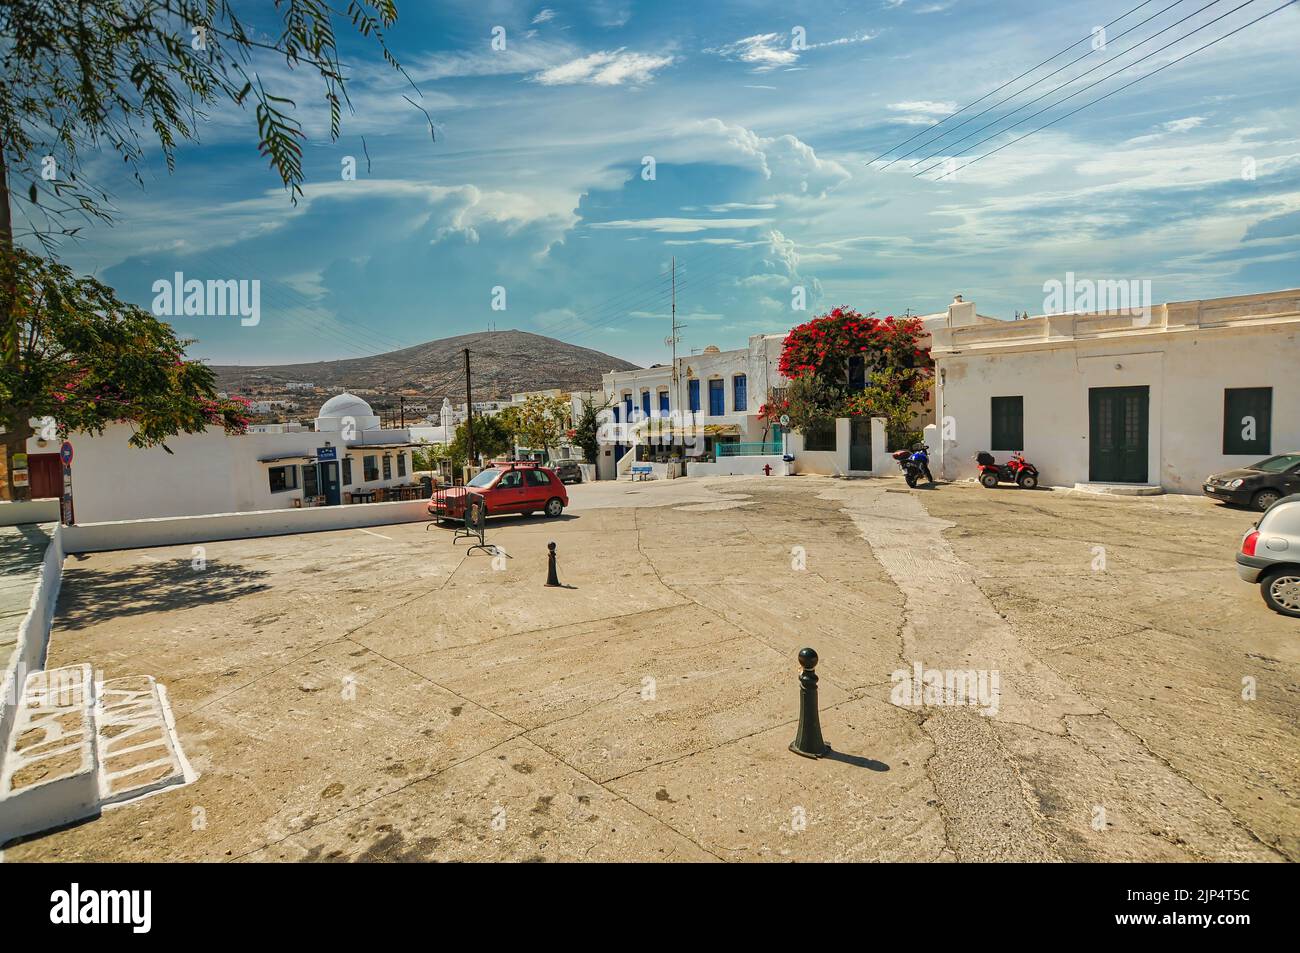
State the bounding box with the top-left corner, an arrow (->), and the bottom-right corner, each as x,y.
716,442 -> 783,457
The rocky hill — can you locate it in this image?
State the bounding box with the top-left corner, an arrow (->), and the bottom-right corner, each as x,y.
212,330 -> 638,405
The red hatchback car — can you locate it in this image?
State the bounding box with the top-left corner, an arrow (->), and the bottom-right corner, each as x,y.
429,462 -> 569,521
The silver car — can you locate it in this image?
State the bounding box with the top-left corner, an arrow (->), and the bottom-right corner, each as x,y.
1237,494 -> 1300,617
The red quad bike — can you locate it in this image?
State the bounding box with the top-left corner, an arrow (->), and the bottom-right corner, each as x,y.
976,451 -> 1040,489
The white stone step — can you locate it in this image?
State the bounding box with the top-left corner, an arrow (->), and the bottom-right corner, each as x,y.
0,665 -> 99,841
97,675 -> 187,805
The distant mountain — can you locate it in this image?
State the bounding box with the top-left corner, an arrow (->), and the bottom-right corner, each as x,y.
212,330 -> 639,405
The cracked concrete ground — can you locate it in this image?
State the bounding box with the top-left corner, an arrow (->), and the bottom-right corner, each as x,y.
4,475 -> 1295,862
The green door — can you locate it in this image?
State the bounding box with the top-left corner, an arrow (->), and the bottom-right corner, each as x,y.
849,418 -> 872,471
1089,386 -> 1149,483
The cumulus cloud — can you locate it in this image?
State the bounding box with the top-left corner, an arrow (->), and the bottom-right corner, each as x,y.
676,118 -> 851,198
532,49 -> 675,86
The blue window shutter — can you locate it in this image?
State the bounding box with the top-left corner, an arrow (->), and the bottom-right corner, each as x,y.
734,375 -> 747,412
689,380 -> 700,412
659,391 -> 670,414
708,379 -> 724,416
642,391 -> 651,418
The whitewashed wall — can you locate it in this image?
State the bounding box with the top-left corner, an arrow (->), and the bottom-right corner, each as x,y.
43,424 -> 420,523
935,322 -> 1300,491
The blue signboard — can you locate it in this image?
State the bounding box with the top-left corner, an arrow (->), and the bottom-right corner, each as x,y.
317,446 -> 338,462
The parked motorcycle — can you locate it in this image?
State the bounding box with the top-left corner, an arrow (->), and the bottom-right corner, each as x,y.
975,450 -> 1039,489
893,444 -> 933,488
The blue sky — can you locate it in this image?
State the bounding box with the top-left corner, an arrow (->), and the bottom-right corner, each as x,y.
43,0 -> 1300,367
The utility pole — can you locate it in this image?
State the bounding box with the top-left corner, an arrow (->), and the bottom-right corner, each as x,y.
666,257 -> 685,418
399,395 -> 405,429
463,347 -> 475,468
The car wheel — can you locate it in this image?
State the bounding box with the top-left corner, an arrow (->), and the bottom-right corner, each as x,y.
1260,568 -> 1300,617
544,497 -> 564,518
1017,472 -> 1038,489
1253,489 -> 1281,512
979,472 -> 999,488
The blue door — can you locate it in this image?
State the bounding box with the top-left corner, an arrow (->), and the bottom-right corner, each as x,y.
321,462 -> 341,505
708,379 -> 724,416
641,391 -> 651,419
689,379 -> 700,412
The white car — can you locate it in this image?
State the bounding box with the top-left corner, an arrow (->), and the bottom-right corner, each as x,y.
1237,494 -> 1300,618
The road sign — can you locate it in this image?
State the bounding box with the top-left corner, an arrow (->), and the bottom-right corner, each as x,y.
60,441 -> 74,465
779,414 -> 790,427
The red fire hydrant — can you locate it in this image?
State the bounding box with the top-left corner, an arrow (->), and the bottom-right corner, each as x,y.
763,463 -> 773,476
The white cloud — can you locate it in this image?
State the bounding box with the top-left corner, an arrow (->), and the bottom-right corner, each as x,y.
675,118 -> 851,198
710,31 -> 875,72
531,8 -> 557,24
533,49 -> 675,86
712,33 -> 800,72
588,216 -> 771,233
889,100 -> 955,114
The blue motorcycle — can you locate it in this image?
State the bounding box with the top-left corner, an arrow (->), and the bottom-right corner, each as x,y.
892,444 -> 933,488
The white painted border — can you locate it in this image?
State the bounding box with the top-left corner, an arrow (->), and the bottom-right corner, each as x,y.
0,524 -> 65,776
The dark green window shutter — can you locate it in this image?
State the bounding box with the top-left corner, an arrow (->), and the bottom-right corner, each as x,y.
990,396 -> 1024,451
1223,388 -> 1271,455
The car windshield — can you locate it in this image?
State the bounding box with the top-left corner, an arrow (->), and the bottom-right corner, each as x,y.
1250,454 -> 1300,473
467,468 -> 500,488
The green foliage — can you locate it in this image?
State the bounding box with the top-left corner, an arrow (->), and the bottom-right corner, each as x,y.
0,0 -> 409,246
781,376 -> 845,433
448,414 -> 512,469
0,246 -> 250,494
777,306 -> 933,448
845,369 -> 932,451
573,396 -> 609,464
509,394 -> 572,460
411,439 -> 450,472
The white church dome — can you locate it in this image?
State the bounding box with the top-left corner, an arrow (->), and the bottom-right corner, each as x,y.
314,391 -> 381,435
318,392 -> 373,419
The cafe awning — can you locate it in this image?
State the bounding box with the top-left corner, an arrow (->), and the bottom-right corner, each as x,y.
257,454 -> 316,464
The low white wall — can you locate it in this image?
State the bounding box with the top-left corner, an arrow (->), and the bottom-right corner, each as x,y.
688,455 -> 783,476
0,524 -> 65,775
0,499 -> 60,526
61,499 -> 431,554
789,417 -> 889,477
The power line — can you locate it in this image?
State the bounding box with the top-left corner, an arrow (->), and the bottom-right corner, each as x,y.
909,0 -> 1231,174
930,0 -> 1295,181
868,0 -> 1161,166
896,0 -> 1201,169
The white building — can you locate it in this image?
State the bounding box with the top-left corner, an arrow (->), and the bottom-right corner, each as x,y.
929,288 -> 1300,492
596,335 -> 785,479
26,392 -> 427,523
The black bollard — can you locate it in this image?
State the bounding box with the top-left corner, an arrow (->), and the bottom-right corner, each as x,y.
545,541 -> 561,587
789,647 -> 829,759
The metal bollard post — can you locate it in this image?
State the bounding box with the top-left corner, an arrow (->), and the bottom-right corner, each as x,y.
789,647 -> 829,758
545,541 -> 561,587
